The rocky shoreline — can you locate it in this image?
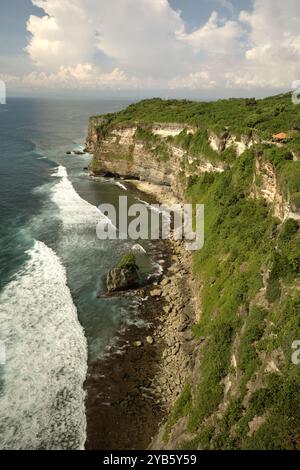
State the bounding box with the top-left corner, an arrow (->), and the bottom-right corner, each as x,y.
84,182 -> 197,450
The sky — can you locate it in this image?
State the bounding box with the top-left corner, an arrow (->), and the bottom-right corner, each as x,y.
0,0 -> 300,99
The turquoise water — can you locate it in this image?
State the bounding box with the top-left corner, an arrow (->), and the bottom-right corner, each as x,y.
0,98 -> 159,449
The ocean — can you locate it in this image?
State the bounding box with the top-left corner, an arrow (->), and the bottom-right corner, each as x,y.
0,98 -> 159,449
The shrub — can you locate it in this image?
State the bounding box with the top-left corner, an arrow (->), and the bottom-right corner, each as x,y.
238,306 -> 266,374
266,278 -> 281,302
280,219 -> 299,242
118,253 -> 139,272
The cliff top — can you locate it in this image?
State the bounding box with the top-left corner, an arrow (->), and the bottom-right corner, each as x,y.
90,92 -> 300,142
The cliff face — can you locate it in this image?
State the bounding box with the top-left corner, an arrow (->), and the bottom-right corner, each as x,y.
88,121 -> 277,221
86,97 -> 300,451
86,117 -> 299,223
86,121 -> 236,199
208,130 -> 257,156
248,155 -> 300,222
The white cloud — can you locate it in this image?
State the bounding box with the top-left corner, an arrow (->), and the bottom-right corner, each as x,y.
26,0 -> 188,77
169,71 -> 216,89
179,11 -> 244,58
9,0 -> 300,92
0,73 -> 19,84
26,0 -> 96,70
22,64 -> 141,89
233,0 -> 300,88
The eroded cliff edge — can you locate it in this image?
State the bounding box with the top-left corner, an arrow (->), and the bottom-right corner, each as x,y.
86,119 -> 233,200
86,96 -> 300,450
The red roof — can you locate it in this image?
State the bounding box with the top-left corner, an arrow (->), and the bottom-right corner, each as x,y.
272,132 -> 288,140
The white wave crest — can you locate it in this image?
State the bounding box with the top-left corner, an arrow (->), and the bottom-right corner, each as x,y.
0,240 -> 87,450
51,165 -> 114,230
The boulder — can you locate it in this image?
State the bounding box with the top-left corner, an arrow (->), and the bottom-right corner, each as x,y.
163,305 -> 172,314
146,336 -> 154,345
106,252 -> 140,293
106,267 -> 139,293
150,288 -> 162,297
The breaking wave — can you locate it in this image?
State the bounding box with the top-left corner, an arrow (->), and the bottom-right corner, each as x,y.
0,240 -> 87,449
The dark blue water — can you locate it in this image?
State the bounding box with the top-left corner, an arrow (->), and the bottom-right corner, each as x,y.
0,98 -> 158,449
0,98 -> 127,285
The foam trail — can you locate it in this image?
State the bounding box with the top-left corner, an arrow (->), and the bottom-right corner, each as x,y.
131,243 -> 147,254
115,181 -> 127,191
51,165 -> 116,231
0,241 -> 87,450
137,198 -> 171,221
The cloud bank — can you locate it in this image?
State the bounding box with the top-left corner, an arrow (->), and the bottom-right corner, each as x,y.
3,0 -> 300,92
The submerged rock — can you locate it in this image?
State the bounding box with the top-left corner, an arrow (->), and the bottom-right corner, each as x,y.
66,150 -> 85,155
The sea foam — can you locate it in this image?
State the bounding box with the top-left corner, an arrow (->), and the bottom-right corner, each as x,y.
51,165 -> 103,226
0,240 -> 87,450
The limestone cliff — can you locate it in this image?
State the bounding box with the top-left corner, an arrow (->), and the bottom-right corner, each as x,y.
86,117 -> 298,222
86,120 -> 229,199
251,155 -> 300,221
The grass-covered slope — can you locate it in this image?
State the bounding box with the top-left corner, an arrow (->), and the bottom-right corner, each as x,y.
178,152 -> 300,449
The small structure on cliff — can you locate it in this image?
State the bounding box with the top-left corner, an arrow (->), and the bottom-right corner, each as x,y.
272,132 -> 289,142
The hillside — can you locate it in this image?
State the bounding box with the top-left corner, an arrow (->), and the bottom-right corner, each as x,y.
86,93 -> 300,450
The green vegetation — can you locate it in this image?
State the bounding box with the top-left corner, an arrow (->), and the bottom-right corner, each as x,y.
89,157 -> 103,173
91,93 -> 300,188
94,92 -> 300,140
186,150 -> 277,435
89,92 -> 300,449
118,253 -> 139,273
278,161 -> 300,209
180,144 -> 299,449
237,306 -> 266,378
135,126 -> 170,161
263,145 -> 293,168
266,218 -> 300,304
163,384 -> 192,443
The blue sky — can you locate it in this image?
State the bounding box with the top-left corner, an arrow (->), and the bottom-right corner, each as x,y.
0,1 -> 39,58
0,0 -> 299,98
170,0 -> 251,30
